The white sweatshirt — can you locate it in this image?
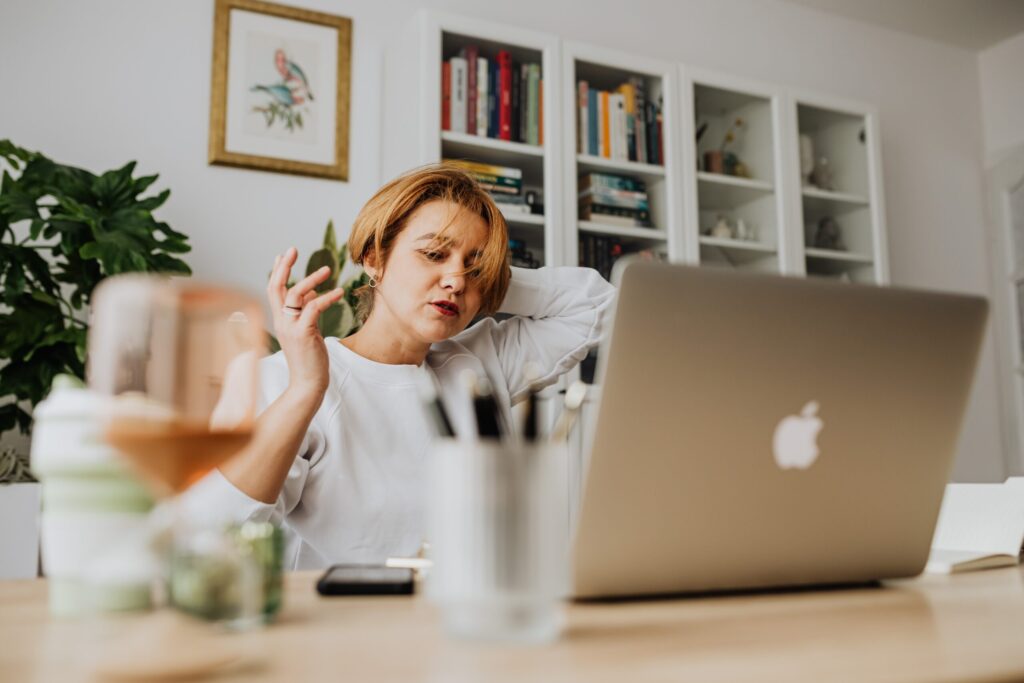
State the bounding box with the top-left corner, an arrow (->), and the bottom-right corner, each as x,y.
187,266 -> 616,570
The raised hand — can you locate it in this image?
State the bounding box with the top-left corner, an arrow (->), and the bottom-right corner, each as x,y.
267,247 -> 345,399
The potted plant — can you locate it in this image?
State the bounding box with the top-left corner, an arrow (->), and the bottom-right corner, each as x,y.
0,140 -> 191,577
270,220 -> 368,352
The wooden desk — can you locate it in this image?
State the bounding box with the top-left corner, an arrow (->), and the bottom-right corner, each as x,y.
4,568 -> 1024,682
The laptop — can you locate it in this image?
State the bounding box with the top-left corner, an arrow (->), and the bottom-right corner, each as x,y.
571,260 -> 988,599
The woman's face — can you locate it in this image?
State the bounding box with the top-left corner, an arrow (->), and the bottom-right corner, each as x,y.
368,199 -> 489,345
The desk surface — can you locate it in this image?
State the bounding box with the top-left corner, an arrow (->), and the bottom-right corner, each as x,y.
4,568 -> 1024,682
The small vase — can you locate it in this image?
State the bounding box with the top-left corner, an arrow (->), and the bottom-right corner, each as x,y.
704,150 -> 724,174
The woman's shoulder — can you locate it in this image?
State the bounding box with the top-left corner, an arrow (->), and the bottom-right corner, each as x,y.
257,342 -> 352,412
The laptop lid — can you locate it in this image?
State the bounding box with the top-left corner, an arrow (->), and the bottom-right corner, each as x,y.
572,261 -> 988,599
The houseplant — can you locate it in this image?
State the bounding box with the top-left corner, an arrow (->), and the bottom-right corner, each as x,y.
270,220 -> 368,352
0,140 -> 191,577
0,139 -> 192,438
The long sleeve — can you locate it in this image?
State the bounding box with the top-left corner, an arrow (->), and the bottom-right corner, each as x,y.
180,353 -> 328,526
458,266 -> 616,404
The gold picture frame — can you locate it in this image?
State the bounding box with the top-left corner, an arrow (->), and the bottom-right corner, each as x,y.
208,0 -> 351,181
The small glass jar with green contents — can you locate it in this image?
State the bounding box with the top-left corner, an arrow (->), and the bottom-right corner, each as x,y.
169,521 -> 283,627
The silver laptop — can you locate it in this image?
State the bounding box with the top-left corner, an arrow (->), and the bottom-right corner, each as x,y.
571,261 -> 988,599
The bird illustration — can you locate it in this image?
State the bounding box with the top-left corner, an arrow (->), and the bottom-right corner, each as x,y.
275,49 -> 314,101
250,83 -> 296,107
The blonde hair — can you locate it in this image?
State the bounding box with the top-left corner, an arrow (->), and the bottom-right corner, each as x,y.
347,162 -> 511,322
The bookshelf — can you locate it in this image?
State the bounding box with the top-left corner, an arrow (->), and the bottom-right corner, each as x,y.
787,93 -> 889,284
561,41 -> 682,280
382,11 -> 562,268
681,68 -> 789,275
384,11 -> 890,512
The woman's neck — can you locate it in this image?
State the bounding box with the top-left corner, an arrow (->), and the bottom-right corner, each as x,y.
340,314 -> 430,366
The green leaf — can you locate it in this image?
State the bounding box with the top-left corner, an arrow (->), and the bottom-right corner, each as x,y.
322,220 -> 338,256
306,248 -> 338,293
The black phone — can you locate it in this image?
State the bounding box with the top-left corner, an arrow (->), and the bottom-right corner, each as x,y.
316,564 -> 415,596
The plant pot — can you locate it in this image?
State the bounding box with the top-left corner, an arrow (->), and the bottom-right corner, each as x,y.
0,481 -> 41,579
704,150 -> 724,174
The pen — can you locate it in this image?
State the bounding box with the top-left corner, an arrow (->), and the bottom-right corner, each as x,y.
549,380 -> 587,442
417,370 -> 455,437
469,373 -> 502,439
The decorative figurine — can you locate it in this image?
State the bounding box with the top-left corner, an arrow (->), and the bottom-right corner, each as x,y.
711,215 -> 733,240
812,156 -> 834,191
813,216 -> 845,251
799,134 -> 815,187
736,218 -> 757,241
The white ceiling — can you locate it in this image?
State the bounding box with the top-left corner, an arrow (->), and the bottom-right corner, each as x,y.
779,0 -> 1024,51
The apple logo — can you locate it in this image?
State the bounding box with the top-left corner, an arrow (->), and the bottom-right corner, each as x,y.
772,401 -> 823,470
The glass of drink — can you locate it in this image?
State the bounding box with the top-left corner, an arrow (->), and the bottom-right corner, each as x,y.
88,275 -> 264,497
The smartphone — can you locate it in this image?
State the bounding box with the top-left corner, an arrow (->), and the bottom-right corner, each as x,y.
316,564 -> 415,596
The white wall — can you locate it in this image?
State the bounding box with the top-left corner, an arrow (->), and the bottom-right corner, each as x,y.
979,32 -> 1024,166
0,0 -> 1004,480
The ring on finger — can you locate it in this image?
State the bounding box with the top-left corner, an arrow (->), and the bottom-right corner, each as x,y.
282,305 -> 302,317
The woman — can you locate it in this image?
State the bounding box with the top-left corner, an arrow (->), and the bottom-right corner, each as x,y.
194,163 -> 616,570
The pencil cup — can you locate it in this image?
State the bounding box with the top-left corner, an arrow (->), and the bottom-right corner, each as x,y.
427,439 -> 570,643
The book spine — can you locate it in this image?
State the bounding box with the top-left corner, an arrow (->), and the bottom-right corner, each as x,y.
600,91 -> 610,158
488,60 -> 499,138
632,77 -> 647,165
587,88 -> 598,156
441,61 -> 451,132
526,64 -> 540,146
645,101 -> 655,164
578,81 -> 588,155
519,64 -> 529,143
449,58 -> 468,134
579,172 -> 646,192
464,46 -> 478,137
538,77 -> 543,145
444,159 -> 523,179
498,51 -> 512,141
656,99 -> 664,165
476,57 -> 488,137
510,61 -> 521,143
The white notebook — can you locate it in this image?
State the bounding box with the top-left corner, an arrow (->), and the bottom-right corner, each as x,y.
926,478 -> 1024,574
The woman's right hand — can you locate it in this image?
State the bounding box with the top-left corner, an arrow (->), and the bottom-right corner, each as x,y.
267,247 -> 346,401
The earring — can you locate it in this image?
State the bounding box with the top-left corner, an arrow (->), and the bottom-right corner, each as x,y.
368,274 -> 378,289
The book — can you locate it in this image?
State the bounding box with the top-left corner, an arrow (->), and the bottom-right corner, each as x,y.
926,479 -> 1024,574
578,80 -> 588,155
449,57 -> 468,134
538,78 -> 543,144
526,64 -> 540,146
443,159 -> 522,179
632,76 -> 647,164
519,63 -> 529,143
463,46 -> 478,137
487,59 -> 498,138
510,60 -> 521,143
498,51 -> 512,141
578,188 -> 650,210
587,87 -> 598,156
579,202 -> 651,226
599,90 -> 610,158
441,61 -> 451,131
579,172 -> 646,193
476,56 -> 488,137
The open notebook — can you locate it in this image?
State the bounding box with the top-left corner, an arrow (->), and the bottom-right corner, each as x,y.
926,478 -> 1024,574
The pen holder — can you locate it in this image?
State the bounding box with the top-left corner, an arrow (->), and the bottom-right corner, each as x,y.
427,438 -> 570,643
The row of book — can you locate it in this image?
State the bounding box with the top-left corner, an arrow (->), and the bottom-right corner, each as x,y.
442,48 -> 543,145
444,158 -> 539,218
579,234 -> 661,282
578,172 -> 652,228
577,78 -> 663,165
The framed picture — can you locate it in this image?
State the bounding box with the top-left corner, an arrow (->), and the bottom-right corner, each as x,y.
208,0 -> 351,181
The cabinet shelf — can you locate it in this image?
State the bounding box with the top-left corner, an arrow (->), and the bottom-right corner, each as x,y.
804,247 -> 873,263
699,236 -> 776,254
576,154 -> 665,180
500,211 -> 545,226
579,220 -> 668,241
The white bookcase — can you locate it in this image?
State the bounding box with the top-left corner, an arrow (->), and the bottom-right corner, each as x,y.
680,68 -> 791,276
561,42 -> 683,270
786,92 -> 889,284
384,11 -> 890,522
